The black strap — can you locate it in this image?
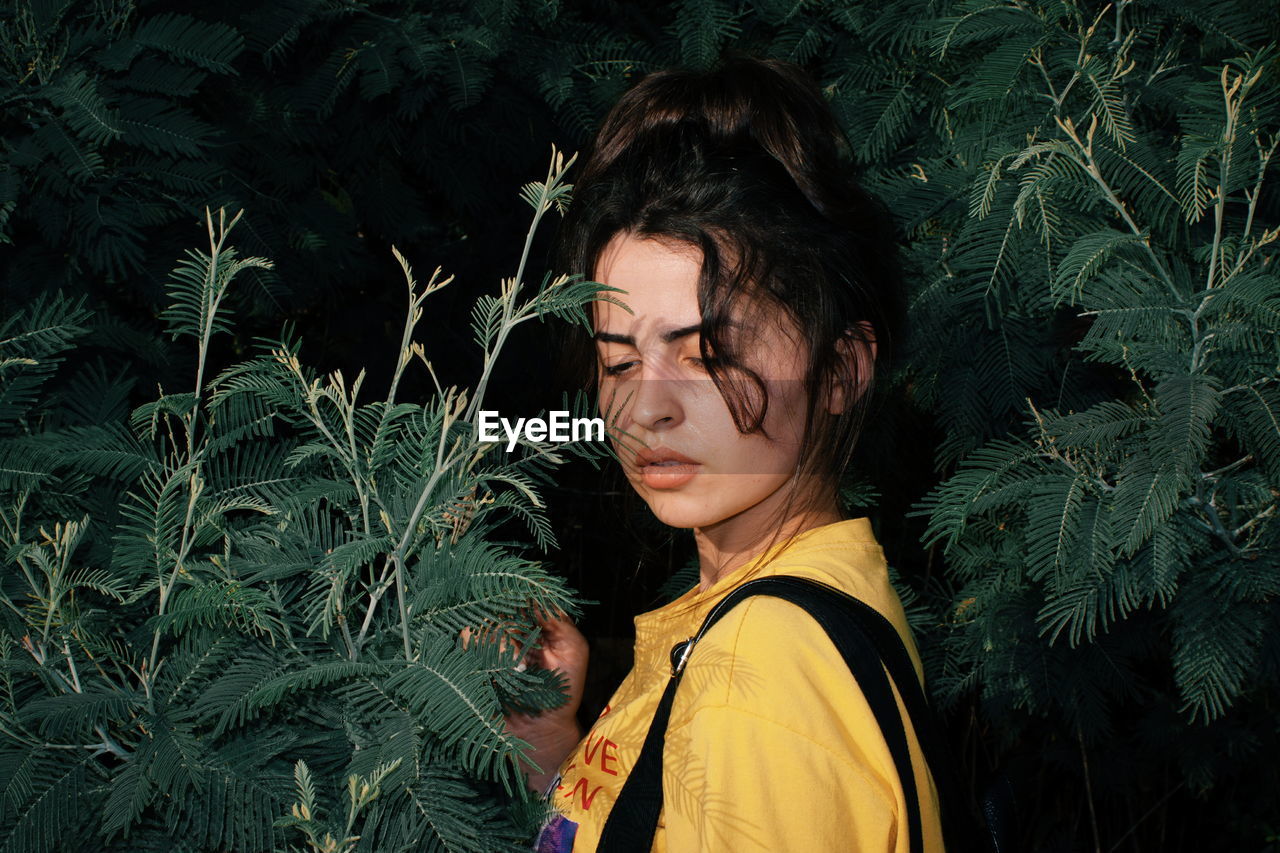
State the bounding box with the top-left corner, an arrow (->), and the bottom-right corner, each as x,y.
597,576 -> 959,853
754,578 -> 970,845
593,646 -> 688,850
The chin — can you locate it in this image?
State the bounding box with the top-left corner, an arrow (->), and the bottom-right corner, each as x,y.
638,493 -> 716,530
632,473 -> 796,531
640,492 -> 752,531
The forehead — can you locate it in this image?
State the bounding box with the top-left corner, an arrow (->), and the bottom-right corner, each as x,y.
589,231 -> 808,363
591,233 -> 702,332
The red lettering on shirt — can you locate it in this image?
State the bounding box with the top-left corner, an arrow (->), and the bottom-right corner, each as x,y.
599,739 -> 620,776
581,733 -> 622,776
570,777 -> 603,810
583,733 -> 603,765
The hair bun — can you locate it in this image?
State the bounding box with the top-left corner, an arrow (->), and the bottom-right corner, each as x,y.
581,57 -> 849,219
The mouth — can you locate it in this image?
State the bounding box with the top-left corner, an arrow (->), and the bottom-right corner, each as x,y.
634,447 -> 700,489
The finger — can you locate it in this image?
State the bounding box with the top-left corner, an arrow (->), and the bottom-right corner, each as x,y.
463,626 -> 534,677
460,621 -> 523,654
529,604 -> 573,633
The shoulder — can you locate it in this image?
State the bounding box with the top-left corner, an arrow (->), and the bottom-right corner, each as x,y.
669,561 -> 924,745
673,592 -> 884,734
662,594 -> 903,818
692,592 -> 872,703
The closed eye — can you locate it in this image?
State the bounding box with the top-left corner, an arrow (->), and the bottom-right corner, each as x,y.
686,355 -> 719,372
602,360 -> 638,377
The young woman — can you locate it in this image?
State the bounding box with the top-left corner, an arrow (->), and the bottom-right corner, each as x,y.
512,57 -> 944,852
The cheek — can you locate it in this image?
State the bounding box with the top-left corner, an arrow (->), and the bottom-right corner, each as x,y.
594,378 -> 623,423
595,384 -> 640,458
765,379 -> 811,434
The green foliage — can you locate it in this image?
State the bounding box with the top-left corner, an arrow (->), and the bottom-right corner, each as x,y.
1,2 -> 243,283
0,154 -> 599,851
0,0 -> 659,337
906,2 -> 1280,722
850,1 -> 1280,847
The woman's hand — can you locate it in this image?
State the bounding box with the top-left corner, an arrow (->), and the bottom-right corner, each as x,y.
463,608 -> 588,793
506,608 -> 588,793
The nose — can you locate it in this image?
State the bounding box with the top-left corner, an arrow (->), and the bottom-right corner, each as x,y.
601,364 -> 684,434
629,371 -> 683,431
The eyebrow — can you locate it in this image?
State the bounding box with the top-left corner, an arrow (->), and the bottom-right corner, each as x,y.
593,323 -> 702,346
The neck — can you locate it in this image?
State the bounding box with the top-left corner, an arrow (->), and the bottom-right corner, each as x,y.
693,494 -> 842,592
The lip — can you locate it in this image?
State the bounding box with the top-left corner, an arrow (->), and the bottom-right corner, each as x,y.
634,446 -> 700,489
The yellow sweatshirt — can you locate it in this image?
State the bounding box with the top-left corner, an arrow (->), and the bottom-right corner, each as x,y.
534,518 -> 944,853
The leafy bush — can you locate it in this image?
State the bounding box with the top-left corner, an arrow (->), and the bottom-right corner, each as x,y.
875,3 -> 1280,847
0,0 -> 649,341
0,152 -> 599,852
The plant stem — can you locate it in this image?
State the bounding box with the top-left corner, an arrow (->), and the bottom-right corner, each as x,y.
353,562 -> 394,657
62,640 -> 81,693
466,151 -> 571,423
1233,503 -> 1276,540
92,724 -> 129,759
149,467 -> 202,678
390,553 -> 412,660
1207,71 -> 1236,290
190,209 -> 242,460
1106,781 -> 1185,853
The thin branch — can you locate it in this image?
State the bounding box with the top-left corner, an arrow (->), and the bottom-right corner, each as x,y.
1106,781 -> 1186,853
1055,114 -> 1177,294
353,562 -> 395,657
1202,454 -> 1253,480
1233,503 -> 1276,539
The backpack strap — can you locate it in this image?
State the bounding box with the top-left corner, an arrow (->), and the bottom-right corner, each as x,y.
597,575 -> 955,853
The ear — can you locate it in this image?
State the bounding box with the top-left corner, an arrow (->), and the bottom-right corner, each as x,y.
825,321 -> 877,415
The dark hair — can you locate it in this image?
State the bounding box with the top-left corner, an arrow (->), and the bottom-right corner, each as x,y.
555,56 -> 904,507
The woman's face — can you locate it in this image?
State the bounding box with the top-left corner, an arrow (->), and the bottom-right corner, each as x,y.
591,231 -> 817,534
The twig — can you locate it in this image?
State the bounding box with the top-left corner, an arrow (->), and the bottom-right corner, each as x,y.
1106,781 -> 1185,853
